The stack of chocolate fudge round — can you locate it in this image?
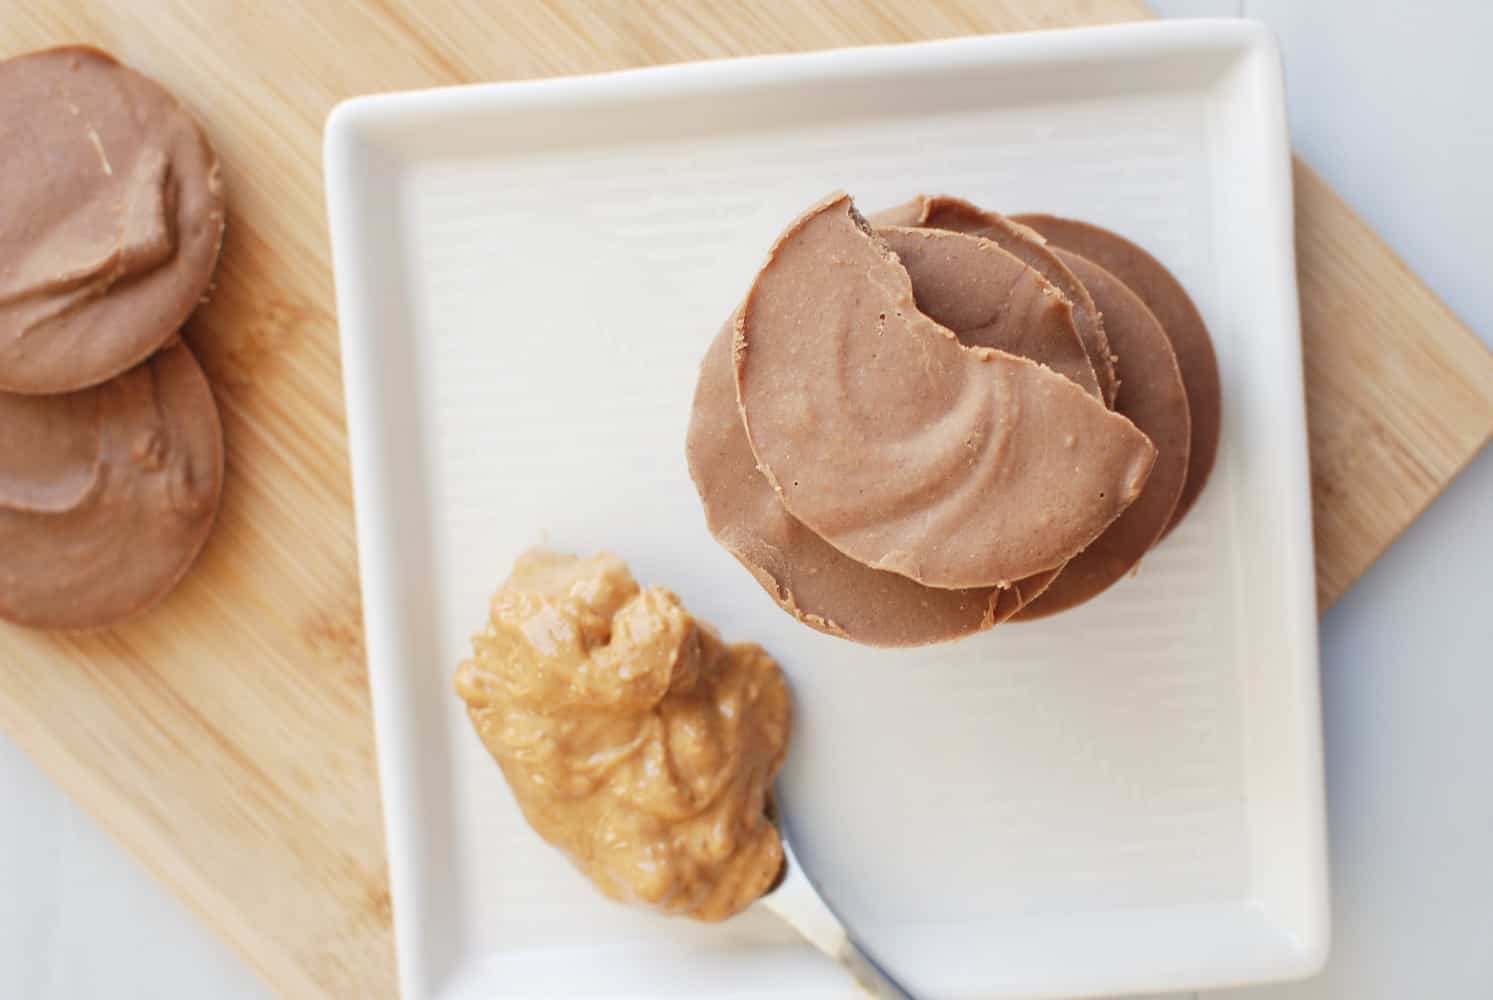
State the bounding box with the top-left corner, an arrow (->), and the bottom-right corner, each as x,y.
688,192 -> 1219,647
1,47 -> 226,630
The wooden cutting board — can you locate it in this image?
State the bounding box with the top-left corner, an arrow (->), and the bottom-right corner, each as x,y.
2,2 -> 1491,997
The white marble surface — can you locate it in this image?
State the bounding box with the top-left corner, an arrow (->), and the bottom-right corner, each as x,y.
2,2 -> 1489,997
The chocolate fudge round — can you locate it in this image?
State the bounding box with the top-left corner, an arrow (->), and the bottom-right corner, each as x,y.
1013,213 -> 1220,534
1015,251 -> 1191,619
0,47 -> 226,394
0,341 -> 224,629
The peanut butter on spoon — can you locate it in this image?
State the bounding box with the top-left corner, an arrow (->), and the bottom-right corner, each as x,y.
454,549 -> 790,921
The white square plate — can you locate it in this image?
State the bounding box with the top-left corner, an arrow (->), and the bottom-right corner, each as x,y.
326,19 -> 1327,1000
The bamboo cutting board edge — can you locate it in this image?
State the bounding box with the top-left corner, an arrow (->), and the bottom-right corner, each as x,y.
1,3 -> 1491,998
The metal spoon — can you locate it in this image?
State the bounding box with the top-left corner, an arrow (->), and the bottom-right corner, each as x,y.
759,835 -> 915,999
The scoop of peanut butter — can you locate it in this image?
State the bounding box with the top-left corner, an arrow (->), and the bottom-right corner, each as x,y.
454,549 -> 791,922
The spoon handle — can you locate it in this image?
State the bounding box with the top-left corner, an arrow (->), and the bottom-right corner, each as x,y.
759,840 -> 915,1000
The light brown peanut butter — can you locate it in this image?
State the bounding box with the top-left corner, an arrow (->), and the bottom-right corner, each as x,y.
454,549 -> 791,922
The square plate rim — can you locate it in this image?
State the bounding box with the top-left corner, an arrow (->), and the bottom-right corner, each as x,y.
324,17 -> 1328,1000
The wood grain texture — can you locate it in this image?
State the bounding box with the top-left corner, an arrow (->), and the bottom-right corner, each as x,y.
1,2 -> 1489,997
1292,159 -> 1493,604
